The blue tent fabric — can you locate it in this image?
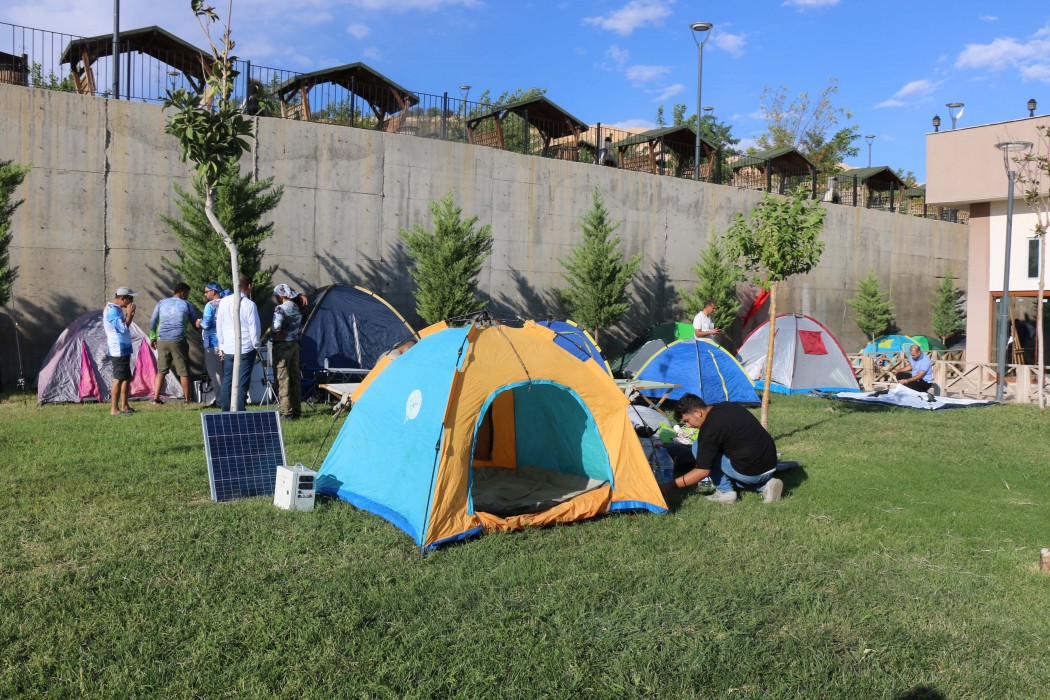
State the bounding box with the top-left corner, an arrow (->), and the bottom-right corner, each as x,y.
635,339 -> 759,404
316,327 -> 470,545
299,284 -> 415,385
536,320 -> 612,375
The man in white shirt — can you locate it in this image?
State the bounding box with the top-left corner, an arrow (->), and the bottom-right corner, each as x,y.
693,300 -> 720,339
216,274 -> 261,411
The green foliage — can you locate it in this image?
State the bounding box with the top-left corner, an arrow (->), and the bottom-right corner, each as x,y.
0,161 -> 30,307
930,271 -> 965,343
160,162 -> 282,307
400,193 -> 493,324
557,189 -> 642,341
680,235 -> 744,330
847,270 -> 896,341
756,78 -> 860,174
28,62 -> 78,93
894,168 -> 920,188
726,185 -> 827,288
162,0 -> 254,189
668,104 -> 740,155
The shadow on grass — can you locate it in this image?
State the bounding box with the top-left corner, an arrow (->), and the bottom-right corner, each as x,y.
896,686 -> 946,700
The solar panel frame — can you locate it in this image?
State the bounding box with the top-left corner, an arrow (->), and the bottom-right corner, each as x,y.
202,410 -> 287,502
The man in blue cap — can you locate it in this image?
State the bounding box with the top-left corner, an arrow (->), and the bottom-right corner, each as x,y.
198,282 -> 225,406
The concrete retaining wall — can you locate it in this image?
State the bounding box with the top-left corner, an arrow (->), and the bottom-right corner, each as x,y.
0,83 -> 968,387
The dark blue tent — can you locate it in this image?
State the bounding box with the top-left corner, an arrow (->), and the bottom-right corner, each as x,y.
299,285 -> 416,387
634,338 -> 759,405
536,319 -> 612,375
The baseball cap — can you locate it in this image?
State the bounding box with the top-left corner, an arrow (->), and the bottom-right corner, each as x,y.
205,282 -> 222,293
273,283 -> 297,298
114,286 -> 138,297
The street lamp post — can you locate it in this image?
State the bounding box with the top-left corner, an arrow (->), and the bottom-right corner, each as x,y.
994,140 -> 1034,402
865,134 -> 875,167
1028,98 -> 1037,117
932,115 -> 941,132
946,102 -> 964,129
690,21 -> 713,181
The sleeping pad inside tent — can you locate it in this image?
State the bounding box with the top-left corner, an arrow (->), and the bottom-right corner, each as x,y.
316,321 -> 666,550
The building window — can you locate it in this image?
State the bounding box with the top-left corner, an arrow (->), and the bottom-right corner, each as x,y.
1029,238 -> 1041,279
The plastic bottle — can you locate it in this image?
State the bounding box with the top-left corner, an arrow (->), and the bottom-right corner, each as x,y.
649,435 -> 675,484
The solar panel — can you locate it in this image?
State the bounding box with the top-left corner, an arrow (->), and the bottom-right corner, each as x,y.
202,411 -> 287,502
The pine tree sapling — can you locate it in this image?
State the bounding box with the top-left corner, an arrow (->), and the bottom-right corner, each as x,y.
847,271 -> 895,345
930,272 -> 965,345
161,161 -> 282,307
681,235 -> 744,333
0,161 -> 31,307
726,184 -> 826,427
557,188 -> 643,343
400,192 -> 493,324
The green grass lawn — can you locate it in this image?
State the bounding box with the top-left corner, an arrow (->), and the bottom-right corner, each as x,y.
1,393 -> 1048,699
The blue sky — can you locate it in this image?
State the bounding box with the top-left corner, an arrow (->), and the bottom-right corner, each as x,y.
5,0 -> 1050,181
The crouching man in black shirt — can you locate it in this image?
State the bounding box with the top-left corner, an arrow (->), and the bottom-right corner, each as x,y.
668,393 -> 788,504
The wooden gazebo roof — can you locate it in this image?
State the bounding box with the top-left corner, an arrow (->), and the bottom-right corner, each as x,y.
60,26 -> 210,95
275,62 -> 418,127
613,125 -> 715,156
466,96 -> 588,140
731,146 -> 816,172
832,166 -> 907,189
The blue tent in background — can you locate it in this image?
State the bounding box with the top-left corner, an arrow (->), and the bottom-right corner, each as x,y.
536,319 -> 612,376
299,284 -> 416,387
634,338 -> 759,405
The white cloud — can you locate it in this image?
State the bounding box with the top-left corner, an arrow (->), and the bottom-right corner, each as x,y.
348,0 -> 481,10
979,15 -> 998,22
626,64 -> 671,83
874,78 -> 941,108
711,31 -> 746,59
362,46 -> 381,61
955,27 -> 1050,82
782,0 -> 838,8
651,84 -> 684,101
583,0 -> 673,37
737,137 -> 759,152
730,110 -> 766,122
607,44 -> 630,67
611,118 -> 655,130
346,23 -> 371,39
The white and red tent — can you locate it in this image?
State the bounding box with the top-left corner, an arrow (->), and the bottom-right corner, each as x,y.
738,313 -> 859,394
36,311 -> 183,404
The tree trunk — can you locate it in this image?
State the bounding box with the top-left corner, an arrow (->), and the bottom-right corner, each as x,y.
1038,233 -> 1046,411
760,283 -> 777,428
204,188 -> 243,410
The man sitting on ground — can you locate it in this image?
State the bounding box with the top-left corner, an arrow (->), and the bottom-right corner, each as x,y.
667,393 -> 788,504
895,344 -> 933,393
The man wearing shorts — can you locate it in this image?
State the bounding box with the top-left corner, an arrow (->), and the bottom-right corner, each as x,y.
103,286 -> 138,416
148,282 -> 201,404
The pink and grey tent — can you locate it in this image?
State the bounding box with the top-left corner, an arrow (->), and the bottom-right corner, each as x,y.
36,311 -> 183,404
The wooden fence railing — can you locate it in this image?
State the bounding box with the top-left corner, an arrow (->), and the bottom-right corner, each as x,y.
847,352 -> 1049,404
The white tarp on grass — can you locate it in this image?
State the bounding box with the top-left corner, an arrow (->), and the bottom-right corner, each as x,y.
833,384 -> 996,410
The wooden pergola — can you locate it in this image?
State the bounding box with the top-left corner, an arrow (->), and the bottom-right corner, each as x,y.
59,26 -> 210,96
275,63 -> 418,131
465,96 -> 588,159
730,146 -> 817,193
0,50 -> 29,87
833,166 -> 908,210
613,125 -> 716,178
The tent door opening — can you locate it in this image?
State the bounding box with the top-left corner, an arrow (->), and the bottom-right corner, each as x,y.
468,382 -> 613,517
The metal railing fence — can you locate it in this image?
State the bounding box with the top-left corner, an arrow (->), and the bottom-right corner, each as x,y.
1,19 -> 967,223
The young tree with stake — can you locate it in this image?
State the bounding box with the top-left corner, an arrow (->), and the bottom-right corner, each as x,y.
726,185 -> 826,427
847,270 -> 896,347
1015,127 -> 1050,411
163,0 -> 254,405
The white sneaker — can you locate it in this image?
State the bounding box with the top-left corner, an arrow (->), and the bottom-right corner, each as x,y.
705,489 -> 737,504
762,478 -> 784,503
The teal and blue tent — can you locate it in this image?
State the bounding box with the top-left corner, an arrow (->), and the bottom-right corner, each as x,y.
634,338 -> 759,404
860,334 -> 944,354
536,319 -> 612,375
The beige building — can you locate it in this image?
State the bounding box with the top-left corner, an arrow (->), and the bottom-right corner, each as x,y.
927,116 -> 1050,364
